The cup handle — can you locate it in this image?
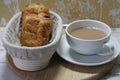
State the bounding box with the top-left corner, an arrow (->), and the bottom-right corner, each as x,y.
63,24 -> 69,29
98,42 -> 114,56
105,42 -> 114,51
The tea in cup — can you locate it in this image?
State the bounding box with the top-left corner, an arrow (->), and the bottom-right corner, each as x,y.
66,20 -> 111,55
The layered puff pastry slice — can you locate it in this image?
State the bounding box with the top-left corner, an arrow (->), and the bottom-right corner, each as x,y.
20,4 -> 52,47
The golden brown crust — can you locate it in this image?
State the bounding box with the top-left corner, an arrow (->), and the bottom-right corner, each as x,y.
22,3 -> 50,16
20,4 -> 52,47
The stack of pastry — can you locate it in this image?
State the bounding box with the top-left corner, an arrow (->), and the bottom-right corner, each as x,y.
20,4 -> 52,47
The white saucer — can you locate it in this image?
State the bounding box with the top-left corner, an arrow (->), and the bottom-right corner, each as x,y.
57,35 -> 120,66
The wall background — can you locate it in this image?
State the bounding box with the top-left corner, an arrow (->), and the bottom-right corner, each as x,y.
0,0 -> 120,27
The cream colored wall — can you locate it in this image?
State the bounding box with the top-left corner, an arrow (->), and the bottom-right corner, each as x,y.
0,0 -> 120,27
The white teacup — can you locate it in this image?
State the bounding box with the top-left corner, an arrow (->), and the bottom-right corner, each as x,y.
66,20 -> 111,55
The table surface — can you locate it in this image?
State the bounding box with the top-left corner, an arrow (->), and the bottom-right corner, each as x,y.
1,27 -> 120,80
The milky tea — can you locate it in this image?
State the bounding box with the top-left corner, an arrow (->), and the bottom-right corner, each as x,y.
70,27 -> 107,40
